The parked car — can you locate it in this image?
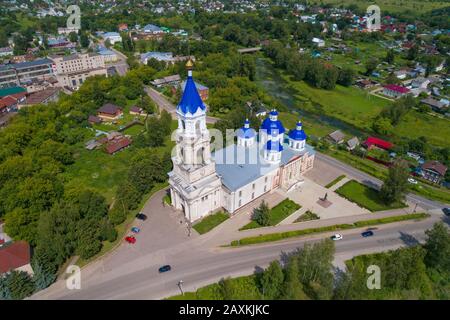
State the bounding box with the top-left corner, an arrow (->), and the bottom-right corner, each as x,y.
136,213 -> 147,221
125,236 -> 136,244
131,227 -> 141,233
159,265 -> 171,273
407,178 -> 418,184
361,231 -> 374,237
331,234 -> 343,241
442,208 -> 450,216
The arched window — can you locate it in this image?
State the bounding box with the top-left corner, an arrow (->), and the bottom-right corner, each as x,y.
195,120 -> 201,133
180,147 -> 184,162
181,120 -> 186,130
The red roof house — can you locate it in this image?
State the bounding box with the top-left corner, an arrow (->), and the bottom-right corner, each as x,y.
0,241 -> 32,275
364,137 -> 394,150
383,84 -> 410,98
105,136 -> 131,154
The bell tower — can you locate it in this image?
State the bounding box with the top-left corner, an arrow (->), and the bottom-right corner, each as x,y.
168,60 -> 222,222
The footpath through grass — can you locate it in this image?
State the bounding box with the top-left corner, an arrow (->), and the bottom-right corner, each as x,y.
336,180 -> 407,212
193,212 -> 229,235
230,213 -> 429,247
325,175 -> 346,189
240,199 -> 301,230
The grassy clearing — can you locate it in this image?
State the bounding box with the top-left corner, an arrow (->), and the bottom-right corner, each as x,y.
294,210 -> 320,223
409,183 -> 450,204
336,180 -> 406,212
325,175 -> 346,189
230,213 -> 429,247
193,212 -> 230,235
240,199 -> 301,230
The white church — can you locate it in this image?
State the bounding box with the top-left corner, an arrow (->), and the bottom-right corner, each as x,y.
168,61 -> 315,223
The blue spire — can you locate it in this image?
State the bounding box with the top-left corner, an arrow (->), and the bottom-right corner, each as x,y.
261,109 -> 285,135
177,63 -> 206,115
237,118 -> 255,139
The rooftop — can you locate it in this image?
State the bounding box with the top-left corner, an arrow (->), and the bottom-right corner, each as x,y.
213,141 -> 315,191
0,241 -> 31,274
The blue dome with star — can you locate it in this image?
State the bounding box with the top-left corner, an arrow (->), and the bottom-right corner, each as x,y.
177,70 -> 206,115
261,110 -> 285,135
288,121 -> 307,141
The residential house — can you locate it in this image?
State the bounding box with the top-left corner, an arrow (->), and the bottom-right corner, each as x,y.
118,23 -> 128,32
420,97 -> 446,112
364,137 -> 393,150
101,32 -> 122,45
129,106 -> 145,116
0,241 -> 33,276
105,134 -> 132,155
312,37 -> 325,47
421,160 -> 447,184
19,88 -> 61,107
411,77 -> 430,89
88,115 -> 102,125
98,47 -> 118,63
328,130 -> 345,144
346,137 -> 360,151
150,74 -> 181,87
143,24 -> 163,34
97,103 -> 123,121
383,84 -> 410,98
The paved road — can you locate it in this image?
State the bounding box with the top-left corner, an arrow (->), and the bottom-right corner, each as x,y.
145,86 -> 219,124
32,216 -> 442,300
315,152 -> 448,210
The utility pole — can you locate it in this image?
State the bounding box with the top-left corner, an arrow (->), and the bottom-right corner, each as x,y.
178,280 -> 184,295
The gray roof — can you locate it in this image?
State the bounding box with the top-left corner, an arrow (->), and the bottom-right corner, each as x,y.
213,141 -> 315,192
328,130 -> 345,142
0,58 -> 53,72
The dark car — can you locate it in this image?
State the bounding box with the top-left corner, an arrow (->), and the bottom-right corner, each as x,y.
442,208 -> 450,216
136,213 -> 147,221
361,231 -> 374,237
159,265 -> 171,273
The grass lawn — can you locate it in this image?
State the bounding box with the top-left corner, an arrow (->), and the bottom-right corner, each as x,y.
193,212 -> 230,235
122,123 -> 145,136
240,199 -> 301,230
394,111 -> 450,149
325,175 -> 346,189
230,213 -> 429,247
336,180 -> 406,212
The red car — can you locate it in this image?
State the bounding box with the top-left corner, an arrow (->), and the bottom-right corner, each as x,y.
125,236 -> 136,244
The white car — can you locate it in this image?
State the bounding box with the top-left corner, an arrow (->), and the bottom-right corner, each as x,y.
331,234 -> 343,241
408,178 -> 418,184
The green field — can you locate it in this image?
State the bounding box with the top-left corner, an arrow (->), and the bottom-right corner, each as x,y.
193,212 -> 229,234
336,180 -> 406,212
282,75 -> 390,131
308,0 -> 450,13
240,199 -> 301,230
394,111 -> 450,148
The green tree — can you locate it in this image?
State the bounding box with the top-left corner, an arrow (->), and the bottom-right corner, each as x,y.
423,222 -> 450,273
380,160 -> 410,204
281,257 -> 308,300
68,32 -> 78,43
252,201 -> 270,226
385,49 -> 395,64
260,261 -> 284,299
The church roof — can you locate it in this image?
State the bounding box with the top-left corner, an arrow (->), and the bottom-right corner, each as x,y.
288,121 -> 307,141
177,73 -> 206,115
213,142 -> 315,191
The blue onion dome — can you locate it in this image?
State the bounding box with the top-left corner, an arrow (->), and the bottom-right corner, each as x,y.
288,121 -> 307,141
177,61 -> 206,115
266,140 -> 284,152
261,109 -> 285,135
237,118 -> 256,138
